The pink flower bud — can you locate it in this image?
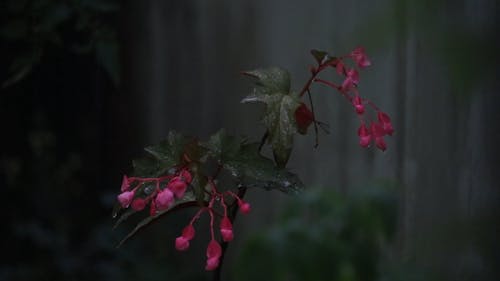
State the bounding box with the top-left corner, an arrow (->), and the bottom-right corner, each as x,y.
175,236 -> 190,251
168,177 -> 188,198
375,137 -> 387,151
131,198 -> 146,211
179,169 -> 192,184
205,257 -> 220,271
155,188 -> 174,211
220,217 -> 234,242
182,224 -> 196,240
239,201 -> 251,214
357,123 -> 372,148
341,69 -> 359,91
370,121 -> 385,138
117,191 -> 134,208
352,96 -> 364,114
377,111 -> 394,136
350,46 -> 371,68
120,175 -> 130,192
207,240 -> 222,258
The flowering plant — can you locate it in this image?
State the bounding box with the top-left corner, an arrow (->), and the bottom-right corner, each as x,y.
113,47 -> 393,279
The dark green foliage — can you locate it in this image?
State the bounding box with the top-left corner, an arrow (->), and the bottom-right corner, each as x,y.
241,68 -> 301,167
233,183 -> 430,281
0,0 -> 120,87
114,130 -> 305,245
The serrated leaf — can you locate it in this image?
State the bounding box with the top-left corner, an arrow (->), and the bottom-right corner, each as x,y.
242,68 -> 300,167
200,129 -> 241,162
243,169 -> 305,195
132,156 -> 169,177
311,49 -> 329,64
144,131 -> 189,165
242,67 -> 290,94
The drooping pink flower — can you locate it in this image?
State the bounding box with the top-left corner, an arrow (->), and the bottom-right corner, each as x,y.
377,111 -> 394,136
357,123 -> 372,148
120,175 -> 130,192
375,136 -> 387,151
117,191 -> 135,208
131,198 -> 146,211
175,236 -> 190,251
179,169 -> 192,184
371,122 -> 387,151
155,188 -> 174,211
352,96 -> 365,115
350,46 -> 371,68
341,69 -> 359,91
182,224 -> 196,240
239,201 -> 251,214
168,177 -> 188,198
175,224 -> 196,251
220,217 -> 234,242
205,240 -> 222,271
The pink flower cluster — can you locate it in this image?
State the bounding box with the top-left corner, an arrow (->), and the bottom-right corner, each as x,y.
116,171 -> 250,271
173,184 -> 250,271
310,46 -> 394,151
117,168 -> 192,215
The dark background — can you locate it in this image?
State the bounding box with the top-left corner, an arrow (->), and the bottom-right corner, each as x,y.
1,0 -> 499,280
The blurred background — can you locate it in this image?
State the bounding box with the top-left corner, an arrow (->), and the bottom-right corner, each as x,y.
1,0 -> 499,280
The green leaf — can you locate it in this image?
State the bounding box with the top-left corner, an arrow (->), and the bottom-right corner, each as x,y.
311,49 -> 328,64
144,131 -> 189,166
242,67 -> 290,94
201,129 -> 242,162
242,169 -> 305,195
310,49 -> 337,65
202,132 -> 305,194
116,194 -> 199,248
242,68 -> 300,167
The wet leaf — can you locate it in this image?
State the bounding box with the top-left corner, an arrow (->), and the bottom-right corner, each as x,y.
242,68 -> 300,167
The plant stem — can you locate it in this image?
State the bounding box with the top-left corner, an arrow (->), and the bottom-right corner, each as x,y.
212,187 -> 247,281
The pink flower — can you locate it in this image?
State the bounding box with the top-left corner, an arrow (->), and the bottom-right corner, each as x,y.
350,46 -> 371,68
357,123 -> 371,148
168,177 -> 188,198
175,236 -> 190,251
205,240 -> 222,271
117,191 -> 134,208
341,69 -> 359,91
375,136 -> 387,151
120,175 -> 130,192
205,257 -> 220,271
155,188 -> 174,211
239,201 -> 251,214
175,225 -> 196,251
370,122 -> 387,151
352,96 -> 364,114
179,169 -> 192,184
377,111 -> 394,136
131,198 -> 146,211
182,224 -> 196,240
220,217 -> 234,242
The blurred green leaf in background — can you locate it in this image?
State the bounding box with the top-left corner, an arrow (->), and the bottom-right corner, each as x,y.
233,183 -> 432,281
